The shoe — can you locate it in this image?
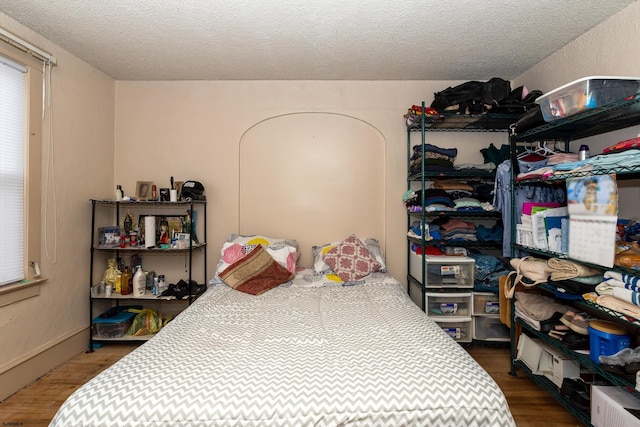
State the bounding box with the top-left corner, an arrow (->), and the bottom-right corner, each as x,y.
568,313 -> 590,335
599,347 -> 640,366
560,310 -> 577,328
560,378 -> 590,411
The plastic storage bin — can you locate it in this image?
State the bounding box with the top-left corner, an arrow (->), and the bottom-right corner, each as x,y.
588,319 -> 630,363
93,306 -> 139,338
536,76 -> 640,122
435,318 -> 472,343
472,292 -> 500,315
473,316 -> 510,341
425,292 -> 471,317
409,253 -> 474,288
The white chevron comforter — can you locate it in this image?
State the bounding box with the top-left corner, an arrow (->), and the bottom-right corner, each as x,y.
50,271 -> 515,427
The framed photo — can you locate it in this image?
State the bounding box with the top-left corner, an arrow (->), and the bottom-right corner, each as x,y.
135,181 -> 154,201
174,181 -> 184,200
166,216 -> 184,238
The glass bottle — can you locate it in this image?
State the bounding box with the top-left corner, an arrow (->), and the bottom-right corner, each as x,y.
121,266 -> 132,295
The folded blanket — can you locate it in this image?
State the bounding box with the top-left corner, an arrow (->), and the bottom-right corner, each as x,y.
515,292 -> 571,321
596,294 -> 640,318
547,258 -> 601,281
595,280 -> 640,305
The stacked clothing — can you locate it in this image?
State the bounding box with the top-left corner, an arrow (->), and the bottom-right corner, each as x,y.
404,188 -> 455,213
404,183 -> 497,213
467,251 -> 509,293
440,218 -> 477,243
409,143 -> 457,174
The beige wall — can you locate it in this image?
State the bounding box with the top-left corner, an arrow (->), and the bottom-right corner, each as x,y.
114,81 -> 503,286
3,0 -> 640,401
514,1 -> 640,216
0,13 -> 115,399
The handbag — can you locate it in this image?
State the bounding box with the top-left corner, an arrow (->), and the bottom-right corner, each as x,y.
504,256 -> 552,298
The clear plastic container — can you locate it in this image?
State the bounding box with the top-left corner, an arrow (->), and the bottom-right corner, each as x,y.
536,76 -> 640,121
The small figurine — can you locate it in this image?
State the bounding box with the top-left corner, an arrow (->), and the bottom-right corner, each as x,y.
158,218 -> 170,244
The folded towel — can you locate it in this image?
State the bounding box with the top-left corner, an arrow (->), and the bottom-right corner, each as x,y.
596,280 -> 640,305
604,271 -> 640,290
547,258 -> 601,281
597,294 -> 640,318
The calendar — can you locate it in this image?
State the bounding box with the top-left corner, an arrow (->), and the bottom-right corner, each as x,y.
566,174 -> 618,267
568,215 -> 617,267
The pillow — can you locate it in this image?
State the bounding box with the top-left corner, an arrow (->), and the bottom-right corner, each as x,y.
227,234 -> 298,250
219,245 -> 294,295
212,241 -> 297,282
312,237 -> 387,274
322,234 -> 381,282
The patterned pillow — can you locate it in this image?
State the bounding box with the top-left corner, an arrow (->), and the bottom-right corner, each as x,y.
322,234 -> 381,282
214,241 -> 297,276
219,245 -> 294,295
312,237 -> 387,274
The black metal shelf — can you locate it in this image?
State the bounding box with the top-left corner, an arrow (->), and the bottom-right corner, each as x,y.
517,317 -> 640,398
513,359 -> 592,427
513,93 -> 640,142
407,112 -> 520,132
408,169 -> 496,180
408,236 -> 501,248
409,210 -> 501,220
514,164 -> 640,183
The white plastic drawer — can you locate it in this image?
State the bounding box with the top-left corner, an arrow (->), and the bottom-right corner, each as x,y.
473,315 -> 510,341
472,292 -> 500,316
426,292 -> 471,318
409,253 -> 474,288
435,318 -> 472,343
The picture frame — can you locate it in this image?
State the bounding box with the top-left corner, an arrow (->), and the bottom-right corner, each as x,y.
135,181 -> 154,201
174,181 -> 184,200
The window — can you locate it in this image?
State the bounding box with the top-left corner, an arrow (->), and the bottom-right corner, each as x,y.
0,55 -> 26,286
0,41 -> 44,303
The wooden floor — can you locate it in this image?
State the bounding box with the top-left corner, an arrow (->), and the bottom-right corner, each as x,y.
0,344 -> 583,427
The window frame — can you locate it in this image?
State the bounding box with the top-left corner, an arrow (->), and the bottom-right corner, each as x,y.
0,40 -> 45,306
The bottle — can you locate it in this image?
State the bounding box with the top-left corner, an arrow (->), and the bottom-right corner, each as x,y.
115,273 -> 122,293
151,184 -> 157,200
133,265 -> 146,297
115,185 -> 123,201
157,275 -> 167,295
121,266 -> 132,295
579,144 -> 590,161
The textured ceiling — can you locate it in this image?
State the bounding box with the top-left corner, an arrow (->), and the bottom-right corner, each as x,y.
0,0 -> 635,81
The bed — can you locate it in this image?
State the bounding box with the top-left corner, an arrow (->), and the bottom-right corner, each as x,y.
50,113 -> 515,426
50,267 -> 515,426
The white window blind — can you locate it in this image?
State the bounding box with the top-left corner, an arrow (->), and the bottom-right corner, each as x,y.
0,55 -> 26,286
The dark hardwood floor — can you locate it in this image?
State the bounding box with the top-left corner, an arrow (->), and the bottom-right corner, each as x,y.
0,343 -> 583,426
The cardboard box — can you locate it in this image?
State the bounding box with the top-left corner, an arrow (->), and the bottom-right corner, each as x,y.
517,334 -> 580,387
591,385 -> 640,427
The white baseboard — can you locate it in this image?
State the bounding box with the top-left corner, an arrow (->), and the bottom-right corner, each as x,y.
0,328 -> 88,401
